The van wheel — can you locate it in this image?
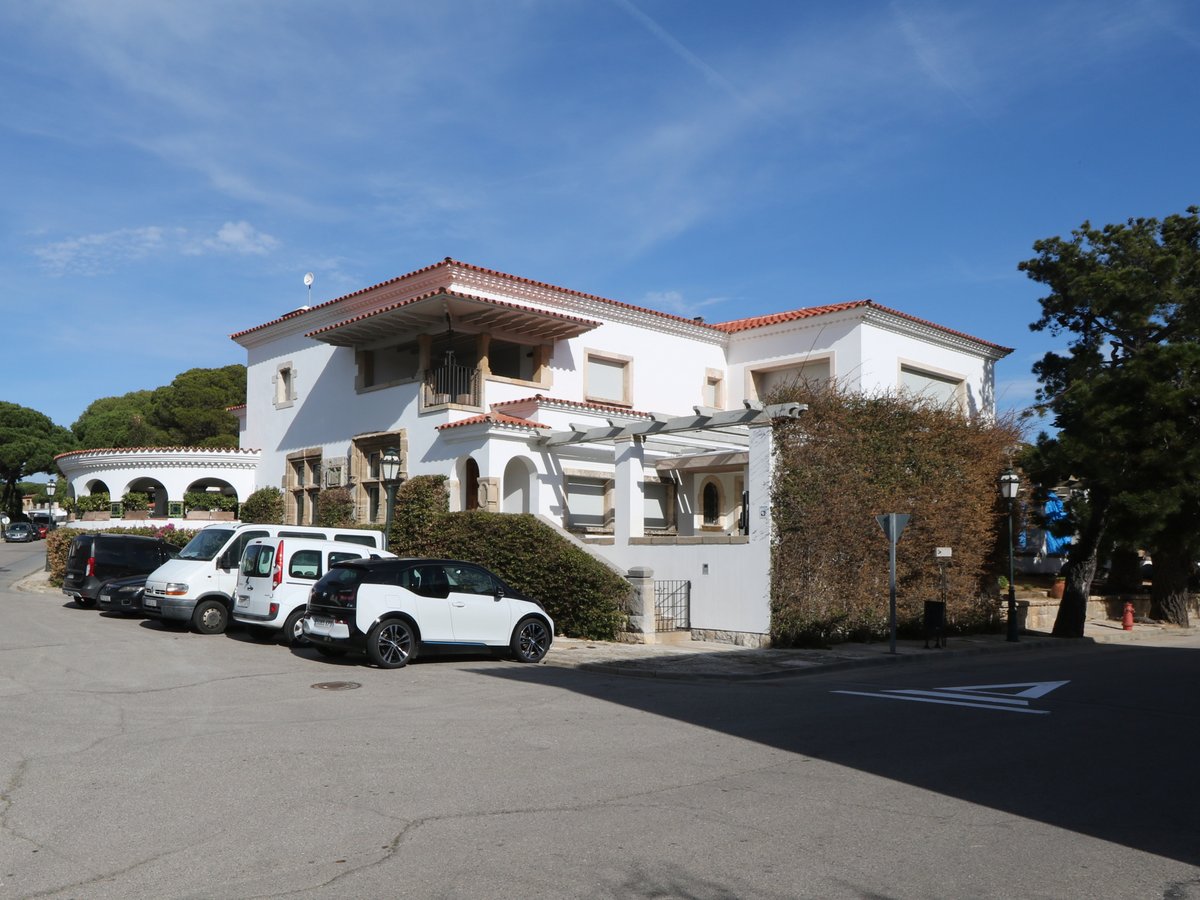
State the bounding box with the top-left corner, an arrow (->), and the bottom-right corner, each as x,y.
192,600 -> 228,635
282,609 -> 309,647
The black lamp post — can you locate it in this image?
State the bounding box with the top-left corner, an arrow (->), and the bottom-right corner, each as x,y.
45,478 -> 56,531
380,447 -> 401,552
999,467 -> 1020,642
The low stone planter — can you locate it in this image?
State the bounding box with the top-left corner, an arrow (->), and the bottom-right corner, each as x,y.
122,510 -> 149,520
81,511 -> 108,521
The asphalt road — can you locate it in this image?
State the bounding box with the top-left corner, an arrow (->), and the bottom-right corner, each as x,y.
1,541 -> 1198,899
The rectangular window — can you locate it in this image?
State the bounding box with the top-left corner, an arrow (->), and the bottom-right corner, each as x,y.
367,484 -> 380,522
643,482 -> 671,530
900,365 -> 963,408
702,373 -> 723,408
586,353 -> 631,405
566,477 -> 609,530
275,363 -> 296,408
753,358 -> 830,399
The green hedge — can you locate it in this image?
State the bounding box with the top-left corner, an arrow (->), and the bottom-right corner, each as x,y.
239,487 -> 284,524
73,492 -> 110,513
390,508 -> 628,640
184,490 -> 238,512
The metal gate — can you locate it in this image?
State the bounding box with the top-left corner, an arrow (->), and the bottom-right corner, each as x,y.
654,579 -> 691,631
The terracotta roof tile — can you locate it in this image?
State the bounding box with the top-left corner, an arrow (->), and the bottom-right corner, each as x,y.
54,446 -> 259,461
490,394 -> 655,419
714,299 -> 1012,352
436,413 -> 550,432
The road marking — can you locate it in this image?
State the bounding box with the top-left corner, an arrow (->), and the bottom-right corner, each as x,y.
833,680 -> 1069,715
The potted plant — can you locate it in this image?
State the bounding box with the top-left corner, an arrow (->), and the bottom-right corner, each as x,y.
122,492 -> 150,520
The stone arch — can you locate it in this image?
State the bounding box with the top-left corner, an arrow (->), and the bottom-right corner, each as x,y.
502,456 -> 536,514
699,477 -> 723,529
84,479 -> 110,496
125,476 -> 169,517
185,477 -> 239,501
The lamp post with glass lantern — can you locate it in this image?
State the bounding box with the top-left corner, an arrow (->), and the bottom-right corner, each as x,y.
45,478 -> 56,531
380,448 -> 401,552
999,468 -> 1020,642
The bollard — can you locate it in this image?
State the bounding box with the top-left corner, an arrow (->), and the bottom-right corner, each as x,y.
1122,601 -> 1135,631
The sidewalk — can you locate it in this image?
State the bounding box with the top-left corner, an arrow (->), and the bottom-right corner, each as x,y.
12,567 -> 1196,681
541,617 -> 1198,681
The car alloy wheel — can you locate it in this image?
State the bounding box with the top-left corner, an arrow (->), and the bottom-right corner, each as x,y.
511,617 -> 550,663
367,620 -> 415,669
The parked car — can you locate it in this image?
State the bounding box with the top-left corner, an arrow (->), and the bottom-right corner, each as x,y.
143,523 -> 386,635
34,523 -> 49,539
62,533 -> 180,607
96,574 -> 150,616
302,558 -> 554,668
3,522 -> 37,543
233,537 -> 395,646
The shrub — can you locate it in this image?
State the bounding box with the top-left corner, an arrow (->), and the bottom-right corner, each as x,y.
239,487 -> 284,524
73,492 -> 110,513
316,487 -> 355,527
390,475 -> 449,555
769,385 -> 1019,646
390,510 -> 628,640
122,492 -> 149,511
183,490 -> 238,512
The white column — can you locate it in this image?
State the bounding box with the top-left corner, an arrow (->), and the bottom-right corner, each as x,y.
613,436 -> 645,544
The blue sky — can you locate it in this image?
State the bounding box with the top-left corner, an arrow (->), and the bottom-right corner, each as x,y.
3,0 -> 1198,434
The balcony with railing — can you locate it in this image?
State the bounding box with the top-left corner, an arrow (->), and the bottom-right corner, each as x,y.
422,362 -> 481,409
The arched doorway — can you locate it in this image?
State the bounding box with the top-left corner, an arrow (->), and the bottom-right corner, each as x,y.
463,458 -> 480,511
126,477 -> 169,517
502,457 -> 534,514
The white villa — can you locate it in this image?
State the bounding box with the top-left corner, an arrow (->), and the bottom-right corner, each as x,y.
58,258 -> 1010,645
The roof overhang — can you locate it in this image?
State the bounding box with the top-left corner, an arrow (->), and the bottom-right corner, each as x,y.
536,402 -> 807,448
307,289 -> 601,347
655,450 -> 748,473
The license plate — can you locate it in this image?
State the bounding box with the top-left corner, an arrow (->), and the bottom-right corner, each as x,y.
311,616 -> 334,632
143,596 -> 158,608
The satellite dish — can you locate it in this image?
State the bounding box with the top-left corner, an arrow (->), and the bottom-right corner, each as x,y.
303,272 -> 314,287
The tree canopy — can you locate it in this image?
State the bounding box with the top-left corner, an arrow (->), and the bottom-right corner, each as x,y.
1020,206 -> 1200,631
72,365 -> 245,449
0,402 -> 75,518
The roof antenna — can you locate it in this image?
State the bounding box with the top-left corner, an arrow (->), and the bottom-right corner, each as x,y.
303,272 -> 314,308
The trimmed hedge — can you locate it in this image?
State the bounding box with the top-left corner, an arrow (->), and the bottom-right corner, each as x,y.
316,487 -> 355,527
389,503 -> 628,641
184,490 -> 238,512
73,493 -> 110,513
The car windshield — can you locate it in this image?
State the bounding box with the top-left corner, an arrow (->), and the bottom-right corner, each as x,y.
178,528 -> 235,561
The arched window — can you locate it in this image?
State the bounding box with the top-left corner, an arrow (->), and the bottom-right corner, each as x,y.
702,482 -> 720,526
464,458 -> 480,510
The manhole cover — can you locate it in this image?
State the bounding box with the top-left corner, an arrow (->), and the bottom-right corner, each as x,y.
311,681 -> 362,691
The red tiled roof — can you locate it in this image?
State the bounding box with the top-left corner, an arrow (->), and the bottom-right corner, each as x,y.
304,288 -> 601,340
714,299 -> 1012,352
490,394 -> 655,419
231,258 -> 716,340
54,446 -> 259,461
436,413 -> 550,432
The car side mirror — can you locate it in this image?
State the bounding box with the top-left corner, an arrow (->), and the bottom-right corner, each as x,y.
494,587 -> 505,602
218,550 -> 237,570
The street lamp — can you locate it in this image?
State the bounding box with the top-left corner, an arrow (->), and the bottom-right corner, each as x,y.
45,478 -> 56,531
999,467 -> 1020,642
380,447 -> 401,552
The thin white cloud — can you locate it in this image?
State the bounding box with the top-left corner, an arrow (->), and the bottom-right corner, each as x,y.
196,221 -> 280,256
639,290 -> 729,319
36,221 -> 281,275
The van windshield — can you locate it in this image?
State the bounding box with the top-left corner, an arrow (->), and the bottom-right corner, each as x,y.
178,528 -> 235,561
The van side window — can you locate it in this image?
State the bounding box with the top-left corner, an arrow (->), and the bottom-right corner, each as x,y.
229,530 -> 270,567
280,530 -> 327,540
334,534 -> 376,547
328,552 -> 362,567
288,549 -> 323,580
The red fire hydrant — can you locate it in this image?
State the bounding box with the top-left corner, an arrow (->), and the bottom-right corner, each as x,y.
1122,602 -> 1135,631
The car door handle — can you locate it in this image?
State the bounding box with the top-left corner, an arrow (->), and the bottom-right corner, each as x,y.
452,601 -> 466,607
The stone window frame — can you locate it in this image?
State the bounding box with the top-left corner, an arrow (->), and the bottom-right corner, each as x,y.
350,430 -> 407,525
285,447 -> 322,525
583,349 -> 633,408
273,361 -> 297,409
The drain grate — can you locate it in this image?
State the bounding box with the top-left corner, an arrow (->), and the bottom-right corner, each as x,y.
311,681 -> 362,691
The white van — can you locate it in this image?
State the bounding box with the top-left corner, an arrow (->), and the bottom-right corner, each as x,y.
233,538 -> 395,646
143,523 -> 385,635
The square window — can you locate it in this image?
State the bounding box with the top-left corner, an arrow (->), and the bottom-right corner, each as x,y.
586,354 -> 630,405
